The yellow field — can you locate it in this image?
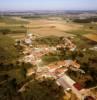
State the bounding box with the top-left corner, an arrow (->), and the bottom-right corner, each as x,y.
7,33 -> 26,39
26,19 -> 81,37
84,34 -> 97,42
0,17 -> 82,39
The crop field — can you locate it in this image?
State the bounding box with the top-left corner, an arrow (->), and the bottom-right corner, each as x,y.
1,16 -> 97,42
0,16 -> 28,39
27,18 -> 81,37
0,13 -> 97,100
83,33 -> 97,42
0,16 -> 82,39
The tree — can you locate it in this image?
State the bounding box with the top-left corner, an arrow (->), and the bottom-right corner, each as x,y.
0,29 -> 11,35
20,67 -> 27,79
22,78 -> 64,100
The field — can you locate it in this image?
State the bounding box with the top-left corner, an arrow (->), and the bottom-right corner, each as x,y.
1,16 -> 97,41
0,16 -> 27,39
0,16 -> 97,49
83,34 -> 97,42
0,14 -> 97,100
0,16 -> 82,39
27,18 -> 81,37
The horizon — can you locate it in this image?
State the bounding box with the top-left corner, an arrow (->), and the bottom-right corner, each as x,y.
0,0 -> 97,11
0,9 -> 97,13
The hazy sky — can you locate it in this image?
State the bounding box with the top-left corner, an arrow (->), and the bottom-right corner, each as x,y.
0,0 -> 97,11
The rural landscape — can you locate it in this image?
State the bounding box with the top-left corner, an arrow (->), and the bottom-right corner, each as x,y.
0,0 -> 97,100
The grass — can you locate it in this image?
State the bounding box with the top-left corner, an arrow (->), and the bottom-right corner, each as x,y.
0,34 -> 19,63
0,23 -> 27,34
42,55 -> 60,65
66,23 -> 97,36
0,16 -> 27,38
66,29 -> 90,36
65,23 -> 97,47
0,16 -> 28,24
8,69 -> 25,84
35,35 -> 61,46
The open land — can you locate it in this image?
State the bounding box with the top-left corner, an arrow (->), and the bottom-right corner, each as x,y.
84,34 -> 97,42
27,18 -> 81,37
0,12 -> 97,100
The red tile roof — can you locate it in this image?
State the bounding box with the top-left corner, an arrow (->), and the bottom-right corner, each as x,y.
73,83 -> 83,91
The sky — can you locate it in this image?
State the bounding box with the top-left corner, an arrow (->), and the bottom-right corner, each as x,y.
0,0 -> 97,11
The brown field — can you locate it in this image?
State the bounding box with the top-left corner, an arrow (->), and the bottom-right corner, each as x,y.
84,34 -> 97,42
0,17 -> 82,39
7,33 -> 26,39
26,19 -> 81,37
0,23 -> 7,26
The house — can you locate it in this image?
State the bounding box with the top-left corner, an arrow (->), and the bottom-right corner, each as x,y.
48,60 -> 80,73
54,67 -> 67,77
63,74 -> 76,85
27,33 -> 32,38
71,60 -> 80,69
23,54 -> 35,63
24,33 -> 33,45
89,46 -> 97,51
64,60 -> 80,69
57,78 -> 71,91
73,83 -> 83,91
48,61 -> 67,72
24,38 -> 32,45
26,68 -> 35,76
64,60 -> 73,67
48,65 -> 58,72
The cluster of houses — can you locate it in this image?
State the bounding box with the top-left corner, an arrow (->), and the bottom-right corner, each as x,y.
89,46 -> 97,51
15,33 -> 36,47
19,33 -> 83,78
22,46 -> 56,64
17,33 -> 96,99
57,37 -> 76,51
24,33 -> 37,46
17,32 -> 85,77
47,60 -> 80,77
30,60 -> 81,78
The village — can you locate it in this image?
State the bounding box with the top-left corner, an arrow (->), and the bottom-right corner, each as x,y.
15,32 -> 96,100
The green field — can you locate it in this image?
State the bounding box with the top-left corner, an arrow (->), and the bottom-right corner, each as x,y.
0,15 -> 97,100
0,16 -> 28,39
